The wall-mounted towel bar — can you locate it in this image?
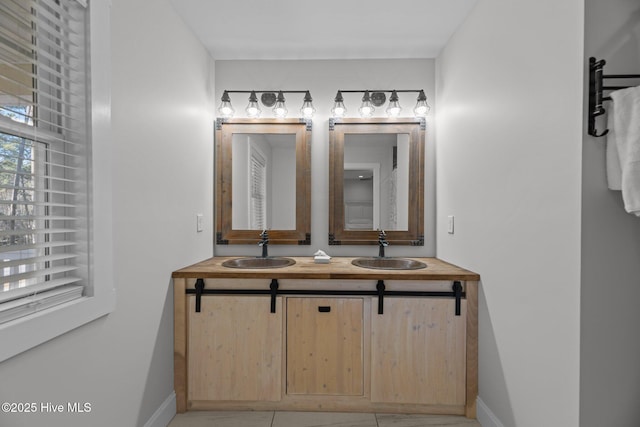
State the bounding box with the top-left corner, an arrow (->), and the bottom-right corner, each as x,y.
588,57 -> 640,137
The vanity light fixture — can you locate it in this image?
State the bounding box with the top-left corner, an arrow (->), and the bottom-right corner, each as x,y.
331,89 -> 430,118
217,90 -> 315,119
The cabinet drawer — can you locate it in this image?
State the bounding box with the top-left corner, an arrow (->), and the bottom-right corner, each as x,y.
286,297 -> 364,396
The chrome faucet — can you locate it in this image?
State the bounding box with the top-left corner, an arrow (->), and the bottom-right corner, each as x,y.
258,230 -> 269,258
378,230 -> 389,258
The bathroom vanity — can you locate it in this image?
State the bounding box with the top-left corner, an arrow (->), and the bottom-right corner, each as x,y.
172,256 -> 479,418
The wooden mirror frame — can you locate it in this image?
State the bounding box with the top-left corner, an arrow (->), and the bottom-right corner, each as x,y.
328,118 -> 424,246
215,118 -> 312,245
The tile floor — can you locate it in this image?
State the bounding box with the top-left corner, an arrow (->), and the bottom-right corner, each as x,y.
167,411 -> 482,427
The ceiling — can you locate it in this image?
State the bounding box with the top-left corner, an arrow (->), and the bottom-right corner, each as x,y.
168,0 -> 478,60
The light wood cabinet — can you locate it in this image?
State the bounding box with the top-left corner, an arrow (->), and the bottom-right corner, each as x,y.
286,297 -> 364,396
172,257 -> 479,417
370,298 -> 467,406
187,295 -> 283,402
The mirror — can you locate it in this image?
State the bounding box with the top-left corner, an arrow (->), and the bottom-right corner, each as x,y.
329,118 -> 424,245
216,118 -> 311,245
231,133 -> 297,230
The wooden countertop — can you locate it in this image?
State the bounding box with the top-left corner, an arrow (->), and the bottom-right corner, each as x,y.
172,256 -> 480,281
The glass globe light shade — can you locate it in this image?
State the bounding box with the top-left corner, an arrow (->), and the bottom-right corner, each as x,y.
358,90 -> 375,118
245,91 -> 261,118
413,90 -> 431,117
300,91 -> 316,119
331,91 -> 347,118
217,91 -> 234,118
273,91 -> 288,118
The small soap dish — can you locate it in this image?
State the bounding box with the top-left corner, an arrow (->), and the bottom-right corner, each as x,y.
314,249 -> 331,264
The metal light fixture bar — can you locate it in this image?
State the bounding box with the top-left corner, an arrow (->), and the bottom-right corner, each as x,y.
218,90 -> 315,119
332,89 -> 430,119
338,89 -> 424,94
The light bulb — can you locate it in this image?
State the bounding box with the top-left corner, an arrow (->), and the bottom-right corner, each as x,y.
413,90 -> 430,117
386,90 -> 402,117
300,91 -> 315,119
301,105 -> 315,118
273,105 -> 288,118
245,91 -> 261,118
331,91 -> 347,118
387,105 -> 401,117
332,104 -> 346,117
413,102 -> 430,116
273,91 -> 288,118
359,104 -> 374,117
217,91 -> 234,118
358,90 -> 374,118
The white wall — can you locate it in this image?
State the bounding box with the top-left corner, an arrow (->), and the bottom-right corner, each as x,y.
214,59 -> 436,257
436,1 -> 584,426
581,1 -> 640,425
0,0 -> 215,426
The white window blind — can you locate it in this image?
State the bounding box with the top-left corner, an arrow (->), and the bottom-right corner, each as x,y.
249,147 -> 266,230
0,0 -> 89,323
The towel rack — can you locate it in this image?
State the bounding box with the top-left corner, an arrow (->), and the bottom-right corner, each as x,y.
588,57 -> 640,137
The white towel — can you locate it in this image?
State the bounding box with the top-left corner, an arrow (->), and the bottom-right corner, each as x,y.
609,86 -> 640,216
606,102 -> 622,190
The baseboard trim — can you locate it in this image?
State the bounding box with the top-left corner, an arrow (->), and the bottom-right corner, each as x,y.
476,397 -> 505,427
143,391 -> 176,427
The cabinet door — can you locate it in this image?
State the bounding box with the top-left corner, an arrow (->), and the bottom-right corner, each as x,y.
371,298 -> 466,406
286,297 -> 364,396
187,296 -> 282,401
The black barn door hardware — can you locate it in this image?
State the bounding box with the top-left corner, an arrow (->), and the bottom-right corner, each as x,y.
186,279 -> 466,316
194,278 -> 205,313
453,281 -> 463,316
270,279 -> 278,313
377,280 -> 385,314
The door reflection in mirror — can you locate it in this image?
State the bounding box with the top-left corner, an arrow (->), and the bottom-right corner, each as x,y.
231,133 -> 296,230
343,133 -> 409,231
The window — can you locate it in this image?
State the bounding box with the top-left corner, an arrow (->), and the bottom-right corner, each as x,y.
1,0 -> 90,324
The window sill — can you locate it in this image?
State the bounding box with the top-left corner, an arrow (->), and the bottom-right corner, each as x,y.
0,289 -> 115,362
0,286 -> 84,325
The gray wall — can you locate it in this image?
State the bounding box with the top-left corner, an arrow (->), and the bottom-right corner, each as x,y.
436,1 -> 584,426
0,0 -> 215,426
581,1 -> 640,426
